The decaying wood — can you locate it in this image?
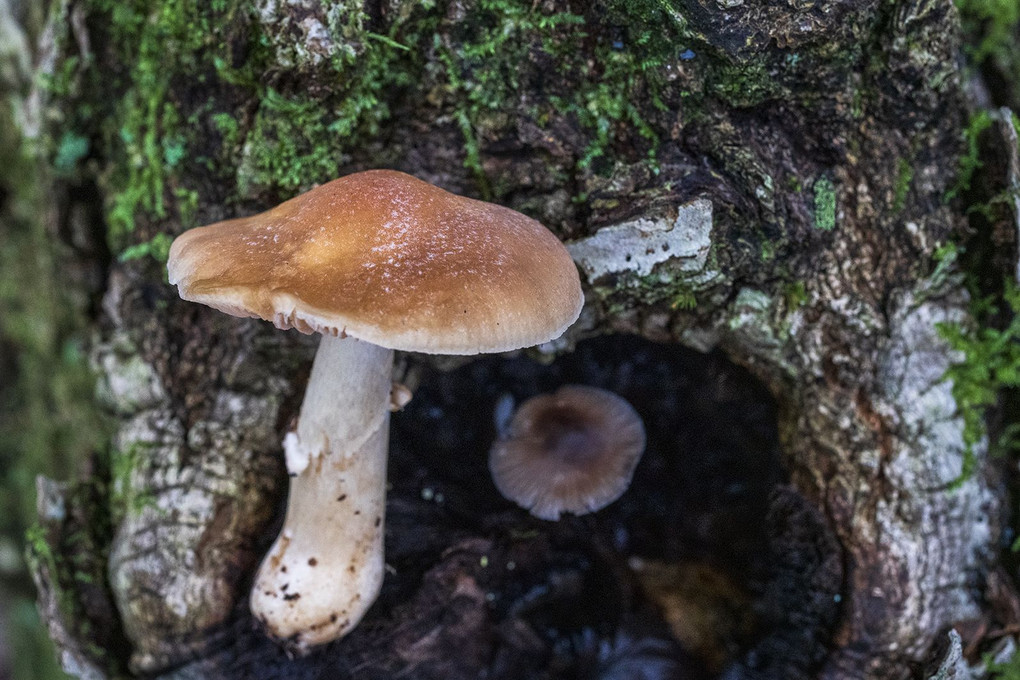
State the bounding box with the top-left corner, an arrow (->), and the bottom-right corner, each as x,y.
19,0 -> 1020,678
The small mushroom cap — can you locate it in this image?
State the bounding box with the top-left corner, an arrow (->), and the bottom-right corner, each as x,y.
167,170 -> 583,354
489,385 -> 646,521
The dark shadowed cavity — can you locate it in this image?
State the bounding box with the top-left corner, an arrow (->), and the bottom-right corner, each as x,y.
392,334 -> 784,568
176,334 -> 841,680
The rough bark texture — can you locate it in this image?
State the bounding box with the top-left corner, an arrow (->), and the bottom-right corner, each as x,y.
13,0 -> 1020,679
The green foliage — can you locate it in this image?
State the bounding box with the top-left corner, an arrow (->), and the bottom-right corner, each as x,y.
954,0 -> 1020,64
947,110 -> 994,202
118,232 -> 173,263
937,281 -> 1020,480
988,649 -> 1020,679
812,176 -> 837,231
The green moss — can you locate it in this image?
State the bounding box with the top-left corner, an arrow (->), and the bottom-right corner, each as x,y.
52,0 -> 256,250
118,232 -> 173,264
671,287 -> 698,310
210,112 -> 241,148
437,0 -> 686,184
61,0 -> 699,225
567,0 -> 681,166
934,236 -> 1020,486
812,176 -> 837,231
937,285 -> 1020,483
932,110 -> 1020,490
783,281 -> 808,310
893,158 -> 914,212
24,468 -> 124,678
24,526 -> 67,614
946,110 -> 994,202
593,266 -> 707,317
65,0 -> 443,210
988,651 -> 1020,680
108,444 -> 158,526
238,4 -> 435,196
954,0 -> 1020,65
710,60 -> 780,108
53,131 -> 89,175
436,2 -> 578,183
59,0 -> 882,249
237,0 -> 691,196
237,89 -> 346,196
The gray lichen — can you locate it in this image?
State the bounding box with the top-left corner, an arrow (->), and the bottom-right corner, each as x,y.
567,199 -> 713,280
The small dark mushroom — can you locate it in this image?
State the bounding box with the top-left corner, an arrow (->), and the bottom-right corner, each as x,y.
489,385 -> 646,520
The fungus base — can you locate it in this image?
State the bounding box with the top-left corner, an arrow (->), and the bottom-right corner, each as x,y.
250,335 -> 393,652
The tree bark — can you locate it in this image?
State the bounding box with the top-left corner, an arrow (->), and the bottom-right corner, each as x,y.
16,0 -> 1020,679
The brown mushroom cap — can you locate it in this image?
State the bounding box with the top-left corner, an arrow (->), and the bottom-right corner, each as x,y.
489,385 -> 646,520
167,170 -> 582,354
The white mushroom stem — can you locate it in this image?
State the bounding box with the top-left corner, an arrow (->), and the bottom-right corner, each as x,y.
250,334 -> 393,653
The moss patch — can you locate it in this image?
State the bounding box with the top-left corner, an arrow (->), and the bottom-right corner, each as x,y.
57,0 -> 703,232
812,176 -> 837,231
937,280 -> 1020,483
946,110 -> 994,202
25,464 -> 128,677
435,0 -> 689,185
955,0 -> 1020,66
710,59 -> 781,109
893,158 -> 914,213
1,86 -> 107,680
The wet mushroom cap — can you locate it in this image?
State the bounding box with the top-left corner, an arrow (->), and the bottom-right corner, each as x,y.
167,169 -> 583,354
489,385 -> 646,521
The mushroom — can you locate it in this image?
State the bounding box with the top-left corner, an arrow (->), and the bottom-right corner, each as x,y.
489,385 -> 646,521
166,170 -> 582,651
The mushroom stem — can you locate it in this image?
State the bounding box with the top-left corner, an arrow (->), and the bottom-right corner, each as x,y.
250,334 -> 393,653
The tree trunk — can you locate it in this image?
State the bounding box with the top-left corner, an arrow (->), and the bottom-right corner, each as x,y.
14,0 -> 1020,679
